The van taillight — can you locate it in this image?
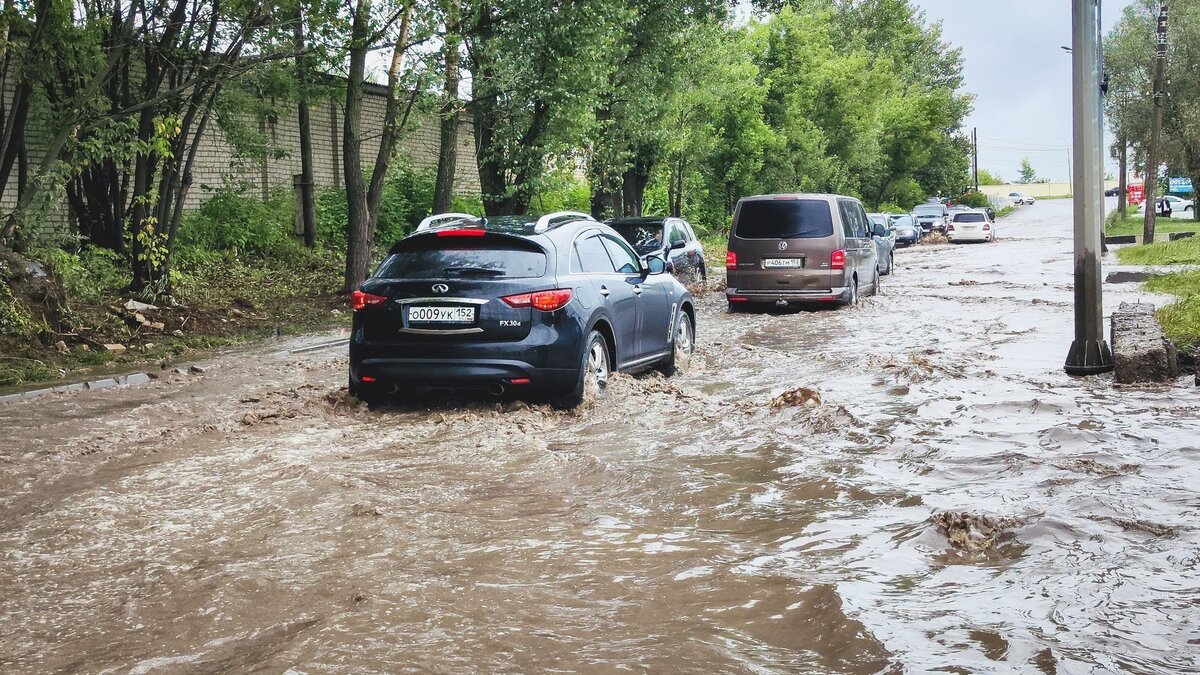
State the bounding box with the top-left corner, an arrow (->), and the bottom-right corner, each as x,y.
726,251 -> 737,270
831,250 -> 846,270
350,290 -> 387,311
502,289 -> 572,311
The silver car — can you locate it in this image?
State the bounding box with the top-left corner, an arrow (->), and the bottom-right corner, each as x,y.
867,213 -> 896,276
888,214 -> 921,246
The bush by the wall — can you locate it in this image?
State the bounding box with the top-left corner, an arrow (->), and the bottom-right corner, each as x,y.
177,183 -> 295,256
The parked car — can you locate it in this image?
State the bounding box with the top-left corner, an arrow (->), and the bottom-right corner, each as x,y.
1164,195 -> 1194,214
725,194 -> 880,309
947,210 -> 993,243
1105,186 -> 1120,197
888,214 -> 922,246
912,202 -> 950,234
348,211 -> 696,408
1007,192 -> 1035,205
606,216 -> 707,284
867,213 -> 896,275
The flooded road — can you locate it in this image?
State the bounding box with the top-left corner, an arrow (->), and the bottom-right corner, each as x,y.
2,199 -> 1198,673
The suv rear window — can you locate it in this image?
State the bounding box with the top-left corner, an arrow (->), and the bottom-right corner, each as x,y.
374,238 -> 547,279
913,206 -> 945,217
953,213 -> 986,223
735,200 -> 833,239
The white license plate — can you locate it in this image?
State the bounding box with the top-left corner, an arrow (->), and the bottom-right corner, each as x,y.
407,306 -> 476,324
764,258 -> 805,269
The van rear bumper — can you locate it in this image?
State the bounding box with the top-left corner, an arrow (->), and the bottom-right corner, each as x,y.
726,287 -> 849,305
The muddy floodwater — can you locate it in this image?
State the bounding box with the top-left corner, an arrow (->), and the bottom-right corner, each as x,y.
2,200 -> 1199,673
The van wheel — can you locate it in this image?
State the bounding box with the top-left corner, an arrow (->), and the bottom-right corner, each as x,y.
553,330 -> 610,409
845,278 -> 859,306
870,268 -> 880,296
659,310 -> 695,376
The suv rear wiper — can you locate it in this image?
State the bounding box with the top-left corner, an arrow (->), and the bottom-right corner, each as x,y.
444,266 -> 505,277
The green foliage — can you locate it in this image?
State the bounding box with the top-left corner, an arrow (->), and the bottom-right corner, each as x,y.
1116,237 -> 1200,266
877,202 -> 906,215
977,169 -> 1004,186
315,163 -> 435,249
0,279 -> 33,337
1017,157 -> 1037,184
957,191 -> 990,209
30,246 -> 129,302
177,184 -> 296,256
529,172 -> 591,214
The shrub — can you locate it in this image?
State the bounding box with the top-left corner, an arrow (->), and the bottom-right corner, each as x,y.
529,171 -> 590,214
877,202 -> 907,215
957,191 -> 991,209
31,246 -> 129,302
316,162 -> 436,249
177,183 -> 295,255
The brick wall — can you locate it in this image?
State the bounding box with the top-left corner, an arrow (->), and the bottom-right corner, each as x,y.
3,80 -> 480,239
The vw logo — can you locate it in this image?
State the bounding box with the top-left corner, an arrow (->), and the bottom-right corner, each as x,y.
431,284 -> 450,294
778,241 -> 788,251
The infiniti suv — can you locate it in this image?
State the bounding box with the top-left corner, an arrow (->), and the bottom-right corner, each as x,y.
348,212 -> 696,408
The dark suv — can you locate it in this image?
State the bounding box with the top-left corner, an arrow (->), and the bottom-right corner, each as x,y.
725,194 -> 880,309
606,217 -> 707,284
349,212 -> 696,408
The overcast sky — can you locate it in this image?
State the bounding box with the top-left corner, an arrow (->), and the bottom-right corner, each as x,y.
912,0 -> 1134,183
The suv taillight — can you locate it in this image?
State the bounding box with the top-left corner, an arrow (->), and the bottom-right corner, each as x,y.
947,224 -> 955,232
726,251 -> 737,270
349,290 -> 387,311
502,289 -> 572,312
831,249 -> 846,270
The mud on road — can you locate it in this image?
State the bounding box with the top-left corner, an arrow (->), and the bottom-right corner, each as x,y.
2,200 -> 1199,673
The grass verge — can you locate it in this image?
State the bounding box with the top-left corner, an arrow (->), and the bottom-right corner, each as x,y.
1106,211 -> 1200,238
1116,241 -> 1200,357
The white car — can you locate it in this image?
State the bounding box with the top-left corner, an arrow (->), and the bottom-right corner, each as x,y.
1007,192 -> 1035,205
947,210 -> 994,243
1164,195 -> 1194,214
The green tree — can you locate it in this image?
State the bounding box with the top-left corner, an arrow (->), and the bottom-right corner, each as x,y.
1018,157 -> 1037,184
977,169 -> 1004,185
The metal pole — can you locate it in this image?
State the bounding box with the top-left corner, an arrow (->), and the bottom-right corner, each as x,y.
973,127 -> 979,192
1065,0 -> 1114,375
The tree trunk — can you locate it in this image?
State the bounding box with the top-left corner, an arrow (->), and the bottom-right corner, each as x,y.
366,4 -> 413,232
670,156 -> 684,218
293,13 -> 317,248
432,6 -> 460,214
342,0 -> 372,294
1143,20 -> 1168,246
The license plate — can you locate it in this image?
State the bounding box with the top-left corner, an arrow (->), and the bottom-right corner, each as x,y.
764,258 -> 805,269
407,306 -> 476,324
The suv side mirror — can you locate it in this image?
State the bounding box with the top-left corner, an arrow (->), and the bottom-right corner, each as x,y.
872,224 -> 887,238
644,254 -> 667,275
670,239 -> 686,250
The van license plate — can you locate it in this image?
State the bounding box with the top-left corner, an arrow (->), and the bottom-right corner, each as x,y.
408,306 -> 476,324
764,258 -> 805,269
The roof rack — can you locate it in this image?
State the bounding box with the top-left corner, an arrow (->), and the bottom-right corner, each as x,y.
416,212 -> 478,232
534,211 -> 594,233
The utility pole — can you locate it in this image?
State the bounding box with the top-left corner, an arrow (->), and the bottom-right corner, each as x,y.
1065,0 -> 1114,376
972,127 -> 979,192
1142,1 -> 1168,245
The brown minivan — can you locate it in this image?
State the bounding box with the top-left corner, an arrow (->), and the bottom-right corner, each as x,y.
725,194 -> 880,310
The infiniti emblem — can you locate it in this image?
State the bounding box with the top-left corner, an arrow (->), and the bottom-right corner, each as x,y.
778,241 -> 788,251
432,283 -> 450,294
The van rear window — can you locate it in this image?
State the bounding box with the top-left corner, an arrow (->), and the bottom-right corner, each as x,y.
374,239 -> 547,279
734,200 -> 833,239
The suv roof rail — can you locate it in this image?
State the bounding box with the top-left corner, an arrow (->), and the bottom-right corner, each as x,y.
534,211 -> 594,233
416,212 -> 478,231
